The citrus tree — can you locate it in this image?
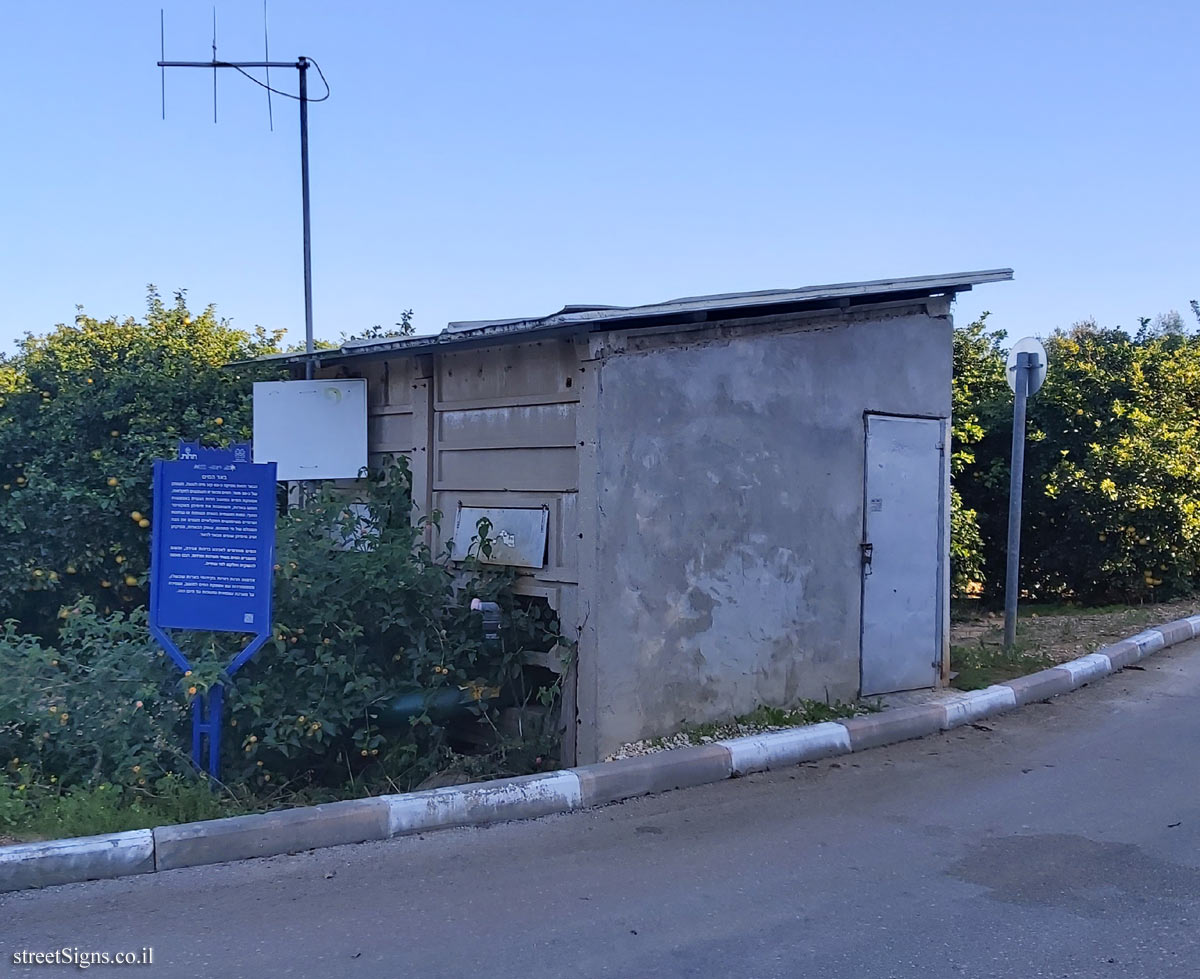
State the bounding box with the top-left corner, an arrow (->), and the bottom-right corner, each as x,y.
950,314 -> 1008,597
0,289 -> 285,632
959,319 -> 1200,603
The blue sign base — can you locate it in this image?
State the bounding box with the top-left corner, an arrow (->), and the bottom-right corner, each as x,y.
150,625 -> 272,778
192,685 -> 224,779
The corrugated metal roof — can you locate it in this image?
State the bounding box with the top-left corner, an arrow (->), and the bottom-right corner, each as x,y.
242,268 -> 1012,366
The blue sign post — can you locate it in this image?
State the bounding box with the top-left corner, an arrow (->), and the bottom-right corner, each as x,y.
149,442 -> 277,779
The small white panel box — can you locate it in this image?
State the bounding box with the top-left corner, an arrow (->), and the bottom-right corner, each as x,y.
253,380 -> 368,480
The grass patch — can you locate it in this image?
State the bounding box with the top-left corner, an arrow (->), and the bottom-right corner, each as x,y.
736,699 -> 881,728
950,642 -> 1057,691
949,595 -> 1200,686
0,775 -> 250,843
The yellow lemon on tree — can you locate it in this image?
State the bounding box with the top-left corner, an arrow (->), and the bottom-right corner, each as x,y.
139,519 -> 150,529
214,417 -> 224,426
106,477 -> 118,487
130,511 -> 143,522
124,575 -> 138,587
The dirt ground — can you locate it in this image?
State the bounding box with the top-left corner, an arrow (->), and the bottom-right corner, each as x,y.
950,596 -> 1200,664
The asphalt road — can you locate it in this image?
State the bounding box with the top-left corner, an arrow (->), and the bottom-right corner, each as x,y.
6,640 -> 1200,979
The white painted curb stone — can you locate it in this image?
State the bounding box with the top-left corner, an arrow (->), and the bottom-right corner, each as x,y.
386,771 -> 582,837
940,685 -> 1018,730
1056,652 -> 1112,687
717,722 -> 852,776
1129,629 -> 1167,655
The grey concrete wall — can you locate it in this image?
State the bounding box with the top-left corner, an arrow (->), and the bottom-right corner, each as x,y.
585,305 -> 952,758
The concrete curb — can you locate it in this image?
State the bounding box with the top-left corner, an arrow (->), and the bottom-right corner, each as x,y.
387,771 -> 583,836
0,830 -> 154,891
718,721 -> 850,776
939,684 -> 1017,729
575,744 -> 734,806
154,797 -> 391,872
3,615 -> 1197,893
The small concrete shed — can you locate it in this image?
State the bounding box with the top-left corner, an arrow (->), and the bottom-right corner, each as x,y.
270,269 -> 1011,763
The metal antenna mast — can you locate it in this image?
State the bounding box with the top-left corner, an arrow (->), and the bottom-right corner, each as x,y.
158,11 -> 325,378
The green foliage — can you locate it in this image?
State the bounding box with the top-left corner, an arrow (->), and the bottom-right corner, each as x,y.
735,699 -> 880,728
0,289 -> 285,631
0,776 -> 238,841
954,315 -> 1200,604
1018,325 -> 1200,602
340,309 -> 416,342
218,461 -> 569,793
0,603 -> 189,793
949,486 -> 986,599
0,461 -> 570,833
950,313 -> 1007,597
949,643 -> 1056,691
0,294 -> 567,838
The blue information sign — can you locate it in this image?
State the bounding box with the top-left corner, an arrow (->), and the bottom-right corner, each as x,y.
148,442 -> 277,778
150,445 -> 275,636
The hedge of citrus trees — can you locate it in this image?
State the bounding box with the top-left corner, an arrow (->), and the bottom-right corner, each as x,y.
952,309 -> 1200,604
1,293 -> 564,825
0,290 -> 283,632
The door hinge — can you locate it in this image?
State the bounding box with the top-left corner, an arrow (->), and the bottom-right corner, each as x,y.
860,541 -> 873,575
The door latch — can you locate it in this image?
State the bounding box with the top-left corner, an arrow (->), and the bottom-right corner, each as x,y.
860,541 -> 873,575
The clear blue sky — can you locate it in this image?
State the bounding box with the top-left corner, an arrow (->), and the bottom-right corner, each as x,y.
2,1 -> 1197,352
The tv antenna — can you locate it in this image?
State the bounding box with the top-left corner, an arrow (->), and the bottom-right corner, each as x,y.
158,5 -> 329,378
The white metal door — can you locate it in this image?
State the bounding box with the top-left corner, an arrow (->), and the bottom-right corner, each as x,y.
861,414 -> 944,695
